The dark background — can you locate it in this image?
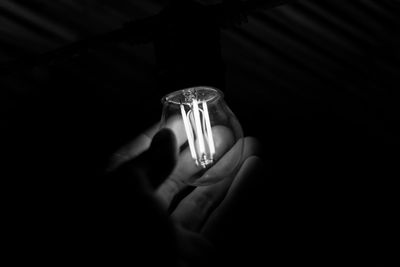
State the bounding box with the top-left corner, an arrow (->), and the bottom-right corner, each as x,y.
1,0 -> 399,266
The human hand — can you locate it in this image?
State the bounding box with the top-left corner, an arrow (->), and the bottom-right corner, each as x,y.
108,117 -> 263,266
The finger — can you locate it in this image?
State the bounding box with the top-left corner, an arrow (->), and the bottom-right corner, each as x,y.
155,126 -> 234,207
171,175 -> 232,232
108,115 -> 186,171
170,137 -> 262,232
172,125 -> 235,184
135,128 -> 178,188
200,156 -> 265,239
109,129 -> 178,191
162,115 -> 188,148
107,122 -> 159,171
193,136 -> 261,185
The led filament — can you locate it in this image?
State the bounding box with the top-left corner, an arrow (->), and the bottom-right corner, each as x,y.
180,98 -> 215,168
161,86 -> 244,186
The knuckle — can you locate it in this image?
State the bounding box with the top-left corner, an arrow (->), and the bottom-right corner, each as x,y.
243,136 -> 262,157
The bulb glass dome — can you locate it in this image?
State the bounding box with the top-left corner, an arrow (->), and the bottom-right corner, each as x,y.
160,86 -> 243,186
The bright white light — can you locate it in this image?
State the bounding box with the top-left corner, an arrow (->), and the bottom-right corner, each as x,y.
202,100 -> 215,157
180,104 -> 197,160
192,99 -> 206,157
179,97 -> 216,169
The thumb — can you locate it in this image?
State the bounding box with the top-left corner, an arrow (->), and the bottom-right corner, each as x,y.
135,128 -> 178,189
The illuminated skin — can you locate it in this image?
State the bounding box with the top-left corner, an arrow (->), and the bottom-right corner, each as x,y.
107,118 -> 262,265
203,100 -> 216,157
168,125 -> 234,185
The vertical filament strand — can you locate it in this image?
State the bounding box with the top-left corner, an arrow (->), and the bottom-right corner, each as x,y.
180,97 -> 216,168
180,104 -> 197,160
192,99 -> 206,157
202,100 -> 215,157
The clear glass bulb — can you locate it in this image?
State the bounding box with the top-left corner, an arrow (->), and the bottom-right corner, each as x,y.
160,86 -> 244,186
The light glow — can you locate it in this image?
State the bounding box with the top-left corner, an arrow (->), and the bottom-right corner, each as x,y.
180,104 -> 197,160
202,100 -> 215,157
192,99 -> 206,158
179,97 -> 216,168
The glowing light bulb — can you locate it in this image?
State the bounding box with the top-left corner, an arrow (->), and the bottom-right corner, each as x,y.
179,92 -> 215,168
161,86 -> 243,186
